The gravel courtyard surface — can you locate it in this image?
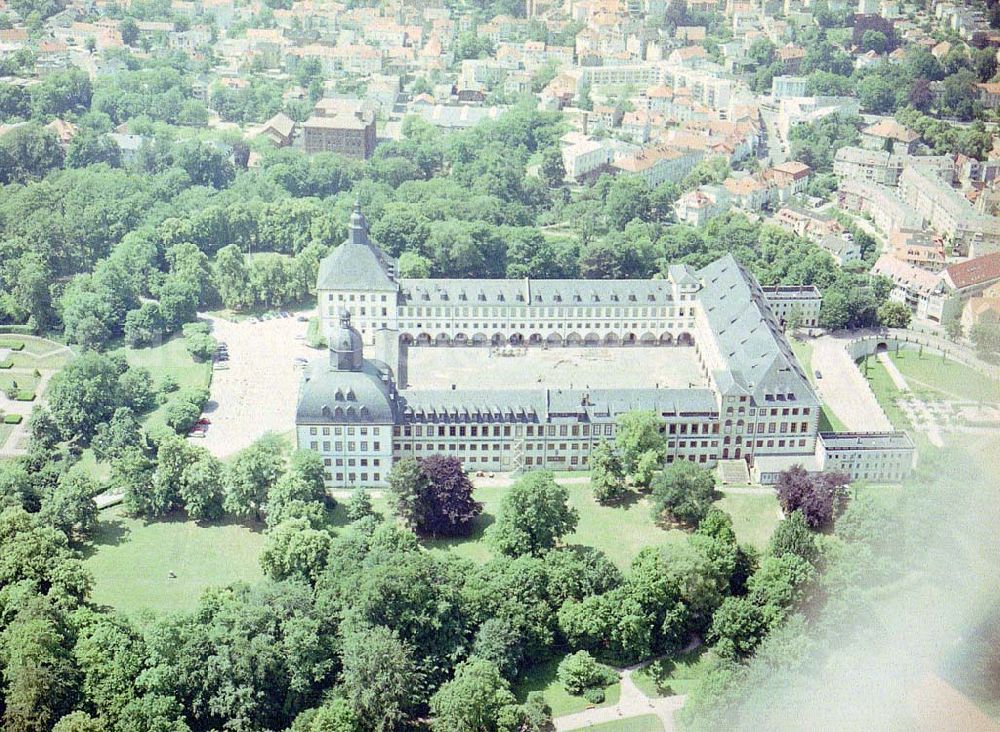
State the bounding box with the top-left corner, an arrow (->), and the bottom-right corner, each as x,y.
199,313 -> 317,457
405,346 -> 707,391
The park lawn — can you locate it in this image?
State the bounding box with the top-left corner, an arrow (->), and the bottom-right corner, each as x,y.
9,349 -> 72,371
818,404 -> 847,433
73,449 -> 112,482
851,482 -> 904,512
423,482 -> 687,570
0,423 -> 14,447
631,647 -> 708,698
514,655 -> 621,717
888,351 -> 1000,403
790,338 -> 814,384
714,492 -> 781,551
84,506 -> 265,618
0,372 -> 40,394
119,336 -> 212,430
567,715 -> 663,732
861,357 -> 913,432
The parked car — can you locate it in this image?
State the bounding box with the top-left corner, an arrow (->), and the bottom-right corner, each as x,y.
249,317 -> 259,324
188,427 -> 206,438
814,370 -> 822,380
296,316 -> 309,322
196,418 -> 211,426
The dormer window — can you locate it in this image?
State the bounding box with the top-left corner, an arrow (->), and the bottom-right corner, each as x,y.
346,388 -> 356,401
335,389 -> 345,401
628,294 -> 637,301
573,294 -> 582,302
478,292 -> 486,301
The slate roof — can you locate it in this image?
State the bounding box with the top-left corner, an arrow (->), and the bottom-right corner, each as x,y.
316,203 -> 398,292
395,387 -> 718,424
296,358 -> 397,424
398,278 -> 682,306
697,254 -> 817,407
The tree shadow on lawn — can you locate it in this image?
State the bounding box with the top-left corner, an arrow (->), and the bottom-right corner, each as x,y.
635,645 -> 708,697
651,489 -> 723,532
83,518 -> 132,557
420,510 -> 497,551
598,487 -> 644,510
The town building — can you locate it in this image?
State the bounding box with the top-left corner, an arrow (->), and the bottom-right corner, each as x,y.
899,163 -> 1000,256
859,118 -> 920,154
302,99 -> 377,159
815,431 -> 917,483
759,285 -> 822,328
961,282 -> 1000,332
300,205 -> 829,487
872,254 -> 951,322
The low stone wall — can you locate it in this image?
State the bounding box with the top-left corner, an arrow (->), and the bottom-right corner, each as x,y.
844,334 -> 938,361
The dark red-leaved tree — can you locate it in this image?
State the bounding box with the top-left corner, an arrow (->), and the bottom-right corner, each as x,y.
776,465 -> 850,529
407,455 -> 482,537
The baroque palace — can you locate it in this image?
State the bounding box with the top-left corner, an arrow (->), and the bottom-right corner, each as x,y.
291,204 -> 891,489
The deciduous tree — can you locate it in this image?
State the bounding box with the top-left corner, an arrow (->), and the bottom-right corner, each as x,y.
488,471 -> 578,556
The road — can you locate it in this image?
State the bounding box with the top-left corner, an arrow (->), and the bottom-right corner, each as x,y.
810,334 -> 893,432
758,104 -> 787,166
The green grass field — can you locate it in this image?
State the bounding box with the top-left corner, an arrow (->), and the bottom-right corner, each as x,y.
631,647 -> 708,698
119,336 -> 212,430
568,715 -> 663,732
714,492 -> 781,550
860,356 -> 912,432
422,478 -> 781,569
423,482 -> 687,570
513,655 -> 621,717
887,350 -> 999,403
8,349 -> 72,370
0,372 -> 39,393
790,338 -> 814,381
84,507 -> 266,617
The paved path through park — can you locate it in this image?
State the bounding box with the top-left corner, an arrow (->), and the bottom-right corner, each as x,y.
553,668 -> 685,731
877,352 -> 910,392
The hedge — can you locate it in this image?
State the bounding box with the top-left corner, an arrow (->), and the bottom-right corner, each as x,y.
0,360 -> 11,369
14,390 -> 35,401
3,414 -> 22,424
0,341 -> 24,351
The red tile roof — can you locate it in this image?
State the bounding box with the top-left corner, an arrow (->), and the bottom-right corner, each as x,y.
945,251 -> 1000,290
